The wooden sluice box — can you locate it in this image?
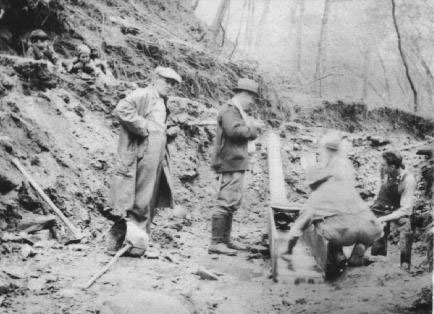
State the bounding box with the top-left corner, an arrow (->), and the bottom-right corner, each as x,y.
266,132 -> 327,283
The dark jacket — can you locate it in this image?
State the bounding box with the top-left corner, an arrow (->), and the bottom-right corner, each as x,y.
211,100 -> 258,173
68,60 -> 96,76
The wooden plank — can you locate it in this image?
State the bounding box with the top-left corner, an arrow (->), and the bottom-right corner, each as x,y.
266,132 -> 323,283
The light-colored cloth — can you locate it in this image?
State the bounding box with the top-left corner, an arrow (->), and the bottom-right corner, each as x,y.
290,155 -> 382,245
215,171 -> 245,215
147,95 -> 166,132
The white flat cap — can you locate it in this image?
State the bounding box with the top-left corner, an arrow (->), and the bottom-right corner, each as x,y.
155,66 -> 182,83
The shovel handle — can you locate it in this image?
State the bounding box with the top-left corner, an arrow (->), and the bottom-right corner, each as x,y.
84,244 -> 132,289
12,158 -> 83,239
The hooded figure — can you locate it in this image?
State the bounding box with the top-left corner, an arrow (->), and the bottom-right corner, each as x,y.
286,132 -> 383,273
108,66 -> 181,256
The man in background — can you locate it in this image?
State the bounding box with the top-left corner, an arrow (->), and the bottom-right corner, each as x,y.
371,151 -> 416,270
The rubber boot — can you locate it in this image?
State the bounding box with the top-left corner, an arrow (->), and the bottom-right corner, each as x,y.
348,243 -> 370,267
208,215 -> 237,256
400,232 -> 413,271
325,243 -> 346,280
224,213 -> 246,251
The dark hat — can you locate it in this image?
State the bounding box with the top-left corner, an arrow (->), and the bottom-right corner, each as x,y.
382,151 -> 403,168
233,78 -> 259,96
29,29 -> 48,41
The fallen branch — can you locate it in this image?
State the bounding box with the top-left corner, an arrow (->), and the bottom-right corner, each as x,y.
83,244 -> 132,289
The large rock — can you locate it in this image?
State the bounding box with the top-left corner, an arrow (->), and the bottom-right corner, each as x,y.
97,291 -> 190,314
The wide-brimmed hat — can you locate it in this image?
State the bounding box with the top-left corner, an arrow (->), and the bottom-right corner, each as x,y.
155,66 -> 182,84
233,78 -> 259,96
29,29 -> 48,41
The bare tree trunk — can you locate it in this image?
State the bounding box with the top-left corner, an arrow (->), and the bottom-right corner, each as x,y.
229,0 -> 248,59
314,0 -> 331,97
361,46 -> 371,100
244,0 -> 254,54
255,0 -> 271,49
390,0 -> 418,112
247,0 -> 256,54
212,0 -> 230,43
192,0 -> 200,11
294,0 -> 305,83
378,51 -> 392,104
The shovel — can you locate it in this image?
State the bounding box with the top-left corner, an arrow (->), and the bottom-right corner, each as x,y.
12,158 -> 84,243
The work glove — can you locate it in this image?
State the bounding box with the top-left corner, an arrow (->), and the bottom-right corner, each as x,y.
125,220 -> 149,257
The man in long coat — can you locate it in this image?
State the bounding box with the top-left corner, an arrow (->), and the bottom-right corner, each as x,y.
210,78 -> 263,256
109,66 -> 181,254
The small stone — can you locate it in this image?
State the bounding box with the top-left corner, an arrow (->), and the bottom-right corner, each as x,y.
57,288 -> 78,298
282,298 -> 292,306
171,205 -> 187,219
27,278 -> 45,291
3,267 -> 26,279
21,244 -> 37,259
145,249 -> 160,259
68,244 -> 87,252
194,267 -> 218,280
295,298 -> 306,305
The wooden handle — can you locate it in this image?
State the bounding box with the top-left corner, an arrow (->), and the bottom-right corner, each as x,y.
12,158 -> 83,239
84,244 -> 132,289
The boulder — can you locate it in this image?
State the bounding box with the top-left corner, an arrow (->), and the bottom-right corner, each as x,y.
97,291 -> 190,314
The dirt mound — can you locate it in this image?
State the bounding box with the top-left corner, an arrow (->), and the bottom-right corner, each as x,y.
294,100 -> 434,138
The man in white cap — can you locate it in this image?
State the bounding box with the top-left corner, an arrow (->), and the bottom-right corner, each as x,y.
210,78 -> 263,255
109,66 -> 181,256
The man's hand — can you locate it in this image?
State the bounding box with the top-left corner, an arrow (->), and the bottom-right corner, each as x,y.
247,119 -> 265,132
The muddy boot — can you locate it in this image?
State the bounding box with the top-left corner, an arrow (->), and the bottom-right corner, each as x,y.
371,235 -> 388,256
400,232 -> 413,271
208,215 -> 237,256
224,213 -> 246,251
348,243 -> 370,267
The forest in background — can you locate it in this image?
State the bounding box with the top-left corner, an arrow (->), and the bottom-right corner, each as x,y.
195,0 -> 434,116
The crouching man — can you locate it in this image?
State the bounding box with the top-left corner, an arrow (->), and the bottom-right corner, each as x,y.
108,66 -> 181,256
284,133 -> 383,278
209,78 -> 263,256
371,151 -> 416,270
